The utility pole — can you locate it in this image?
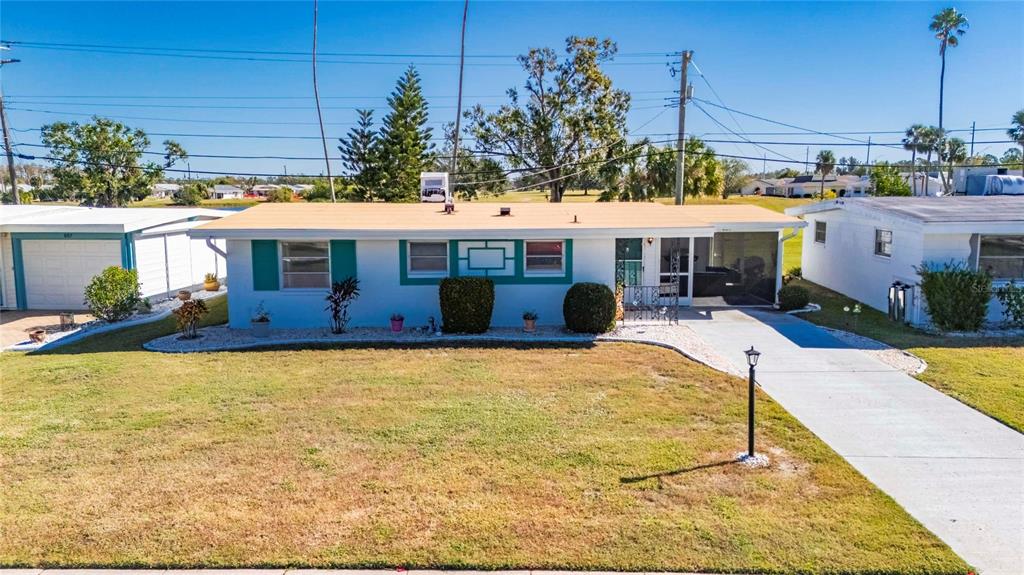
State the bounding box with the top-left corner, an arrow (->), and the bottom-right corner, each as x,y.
762,153 -> 766,178
674,50 -> 693,205
969,121 -> 976,156
311,0 -> 336,202
865,136 -> 872,170
449,0 -> 470,183
1,48 -> 21,205
804,147 -> 810,175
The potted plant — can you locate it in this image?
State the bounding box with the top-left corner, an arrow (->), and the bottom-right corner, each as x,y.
28,328 -> 47,343
390,313 -> 405,333
178,289 -> 192,301
203,272 -> 220,292
522,310 -> 538,333
251,302 -> 271,337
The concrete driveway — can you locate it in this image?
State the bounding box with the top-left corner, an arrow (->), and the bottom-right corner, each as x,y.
680,308 -> 1024,575
0,310 -> 94,349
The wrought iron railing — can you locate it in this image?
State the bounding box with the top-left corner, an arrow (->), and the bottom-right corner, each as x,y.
621,284 -> 679,323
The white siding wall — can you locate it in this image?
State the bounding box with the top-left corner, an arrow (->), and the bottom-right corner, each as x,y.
226,238 -> 616,330
801,212 -> 1009,326
136,233 -> 226,300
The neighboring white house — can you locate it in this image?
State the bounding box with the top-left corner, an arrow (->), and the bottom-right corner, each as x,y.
740,178 -> 790,196
151,183 -> 181,198
0,205 -> 228,310
900,172 -> 945,196
786,196 -> 1024,327
189,202 -> 805,330
211,185 -> 245,200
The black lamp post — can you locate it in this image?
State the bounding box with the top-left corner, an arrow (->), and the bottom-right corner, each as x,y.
744,346 -> 761,458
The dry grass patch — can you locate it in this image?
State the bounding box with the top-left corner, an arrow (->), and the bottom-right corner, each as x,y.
0,340 -> 964,572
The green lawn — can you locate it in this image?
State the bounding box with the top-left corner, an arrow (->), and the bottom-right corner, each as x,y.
792,279 -> 1024,432
0,296 -> 965,572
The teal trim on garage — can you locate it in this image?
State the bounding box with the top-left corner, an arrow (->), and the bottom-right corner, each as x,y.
329,240 -> 357,283
9,232 -> 129,310
251,240 -> 280,291
398,239 -> 573,286
121,233 -> 137,269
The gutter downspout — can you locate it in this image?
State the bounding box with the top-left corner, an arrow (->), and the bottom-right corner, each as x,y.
776,227 -> 801,304
205,237 -> 227,259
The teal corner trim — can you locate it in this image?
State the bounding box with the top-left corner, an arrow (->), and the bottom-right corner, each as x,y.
121,233 -> 137,269
329,240 -> 357,283
251,240 -> 280,291
11,237 -> 26,310
9,232 -> 128,310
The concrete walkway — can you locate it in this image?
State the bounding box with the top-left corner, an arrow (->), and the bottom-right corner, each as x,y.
680,308 -> 1024,575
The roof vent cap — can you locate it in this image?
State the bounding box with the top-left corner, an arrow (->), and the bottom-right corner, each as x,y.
499,207 -> 511,216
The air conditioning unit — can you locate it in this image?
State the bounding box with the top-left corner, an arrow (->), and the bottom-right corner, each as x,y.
420,172 -> 451,203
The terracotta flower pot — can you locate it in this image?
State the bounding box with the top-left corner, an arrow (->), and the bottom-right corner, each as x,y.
390,319 -> 404,333
178,290 -> 192,301
523,319 -> 537,333
28,329 -> 47,343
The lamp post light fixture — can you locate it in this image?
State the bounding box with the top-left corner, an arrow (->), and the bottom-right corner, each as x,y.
744,346 -> 761,459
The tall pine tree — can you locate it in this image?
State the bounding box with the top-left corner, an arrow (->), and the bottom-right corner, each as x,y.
338,109 -> 382,201
377,65 -> 434,202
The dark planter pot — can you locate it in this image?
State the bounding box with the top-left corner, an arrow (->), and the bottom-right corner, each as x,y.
390,319 -> 404,333
251,320 -> 270,338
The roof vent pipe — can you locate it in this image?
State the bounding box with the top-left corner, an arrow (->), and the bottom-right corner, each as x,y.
499,207 -> 511,216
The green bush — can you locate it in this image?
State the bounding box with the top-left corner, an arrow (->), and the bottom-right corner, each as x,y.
83,266 -> 141,322
439,277 -> 494,333
777,284 -> 810,311
563,282 -> 616,333
267,188 -> 294,203
916,262 -> 992,332
995,280 -> 1024,328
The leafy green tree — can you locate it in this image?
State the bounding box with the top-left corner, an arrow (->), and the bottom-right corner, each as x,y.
172,181 -> 208,206
1008,109 -> 1024,176
929,7 -> 968,129
684,138 -> 724,198
814,150 -> 836,199
1002,147 -> 1023,172
720,158 -> 751,197
773,167 -> 800,179
338,109 -> 383,201
435,123 -> 506,200
467,36 -> 630,203
377,66 -> 434,202
41,117 -> 186,206
871,162 -> 912,196
266,187 -> 294,203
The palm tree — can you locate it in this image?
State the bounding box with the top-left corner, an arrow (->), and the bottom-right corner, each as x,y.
814,150 -> 836,200
902,124 -> 927,195
1008,109 -> 1024,176
939,137 -> 967,194
929,8 -> 968,130
920,126 -> 945,195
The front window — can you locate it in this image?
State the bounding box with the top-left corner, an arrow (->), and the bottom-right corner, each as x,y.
281,241 -> 329,289
408,241 -> 448,276
874,229 -> 893,257
980,235 -> 1024,279
525,240 -> 565,275
814,221 -> 827,244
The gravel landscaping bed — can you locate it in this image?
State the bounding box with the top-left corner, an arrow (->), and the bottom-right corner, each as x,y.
821,326 -> 928,375
143,320 -> 740,376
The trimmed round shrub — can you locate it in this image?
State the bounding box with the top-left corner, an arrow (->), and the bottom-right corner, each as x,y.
917,262 -> 992,332
563,282 -> 616,333
84,266 -> 141,322
777,284 -> 810,311
439,277 -> 494,333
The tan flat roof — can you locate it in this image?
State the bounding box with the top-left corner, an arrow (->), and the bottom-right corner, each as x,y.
192,202 -> 803,239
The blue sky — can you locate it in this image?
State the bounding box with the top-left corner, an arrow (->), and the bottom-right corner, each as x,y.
1,1 -> 1021,177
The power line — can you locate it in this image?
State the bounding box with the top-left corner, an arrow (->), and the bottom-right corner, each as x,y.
691,99 -> 802,163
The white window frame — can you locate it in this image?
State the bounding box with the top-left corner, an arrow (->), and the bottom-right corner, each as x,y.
407,241 -> 449,278
523,240 -> 566,276
814,221 -> 827,244
280,240 -> 331,290
874,229 -> 893,258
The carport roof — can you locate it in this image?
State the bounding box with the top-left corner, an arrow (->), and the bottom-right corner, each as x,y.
786,196 -> 1024,223
0,206 -> 226,234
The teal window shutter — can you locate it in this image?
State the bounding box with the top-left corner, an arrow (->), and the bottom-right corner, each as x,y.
251,240 -> 280,291
330,240 -> 357,283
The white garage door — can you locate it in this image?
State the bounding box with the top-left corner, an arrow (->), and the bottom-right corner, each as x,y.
22,239 -> 122,309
